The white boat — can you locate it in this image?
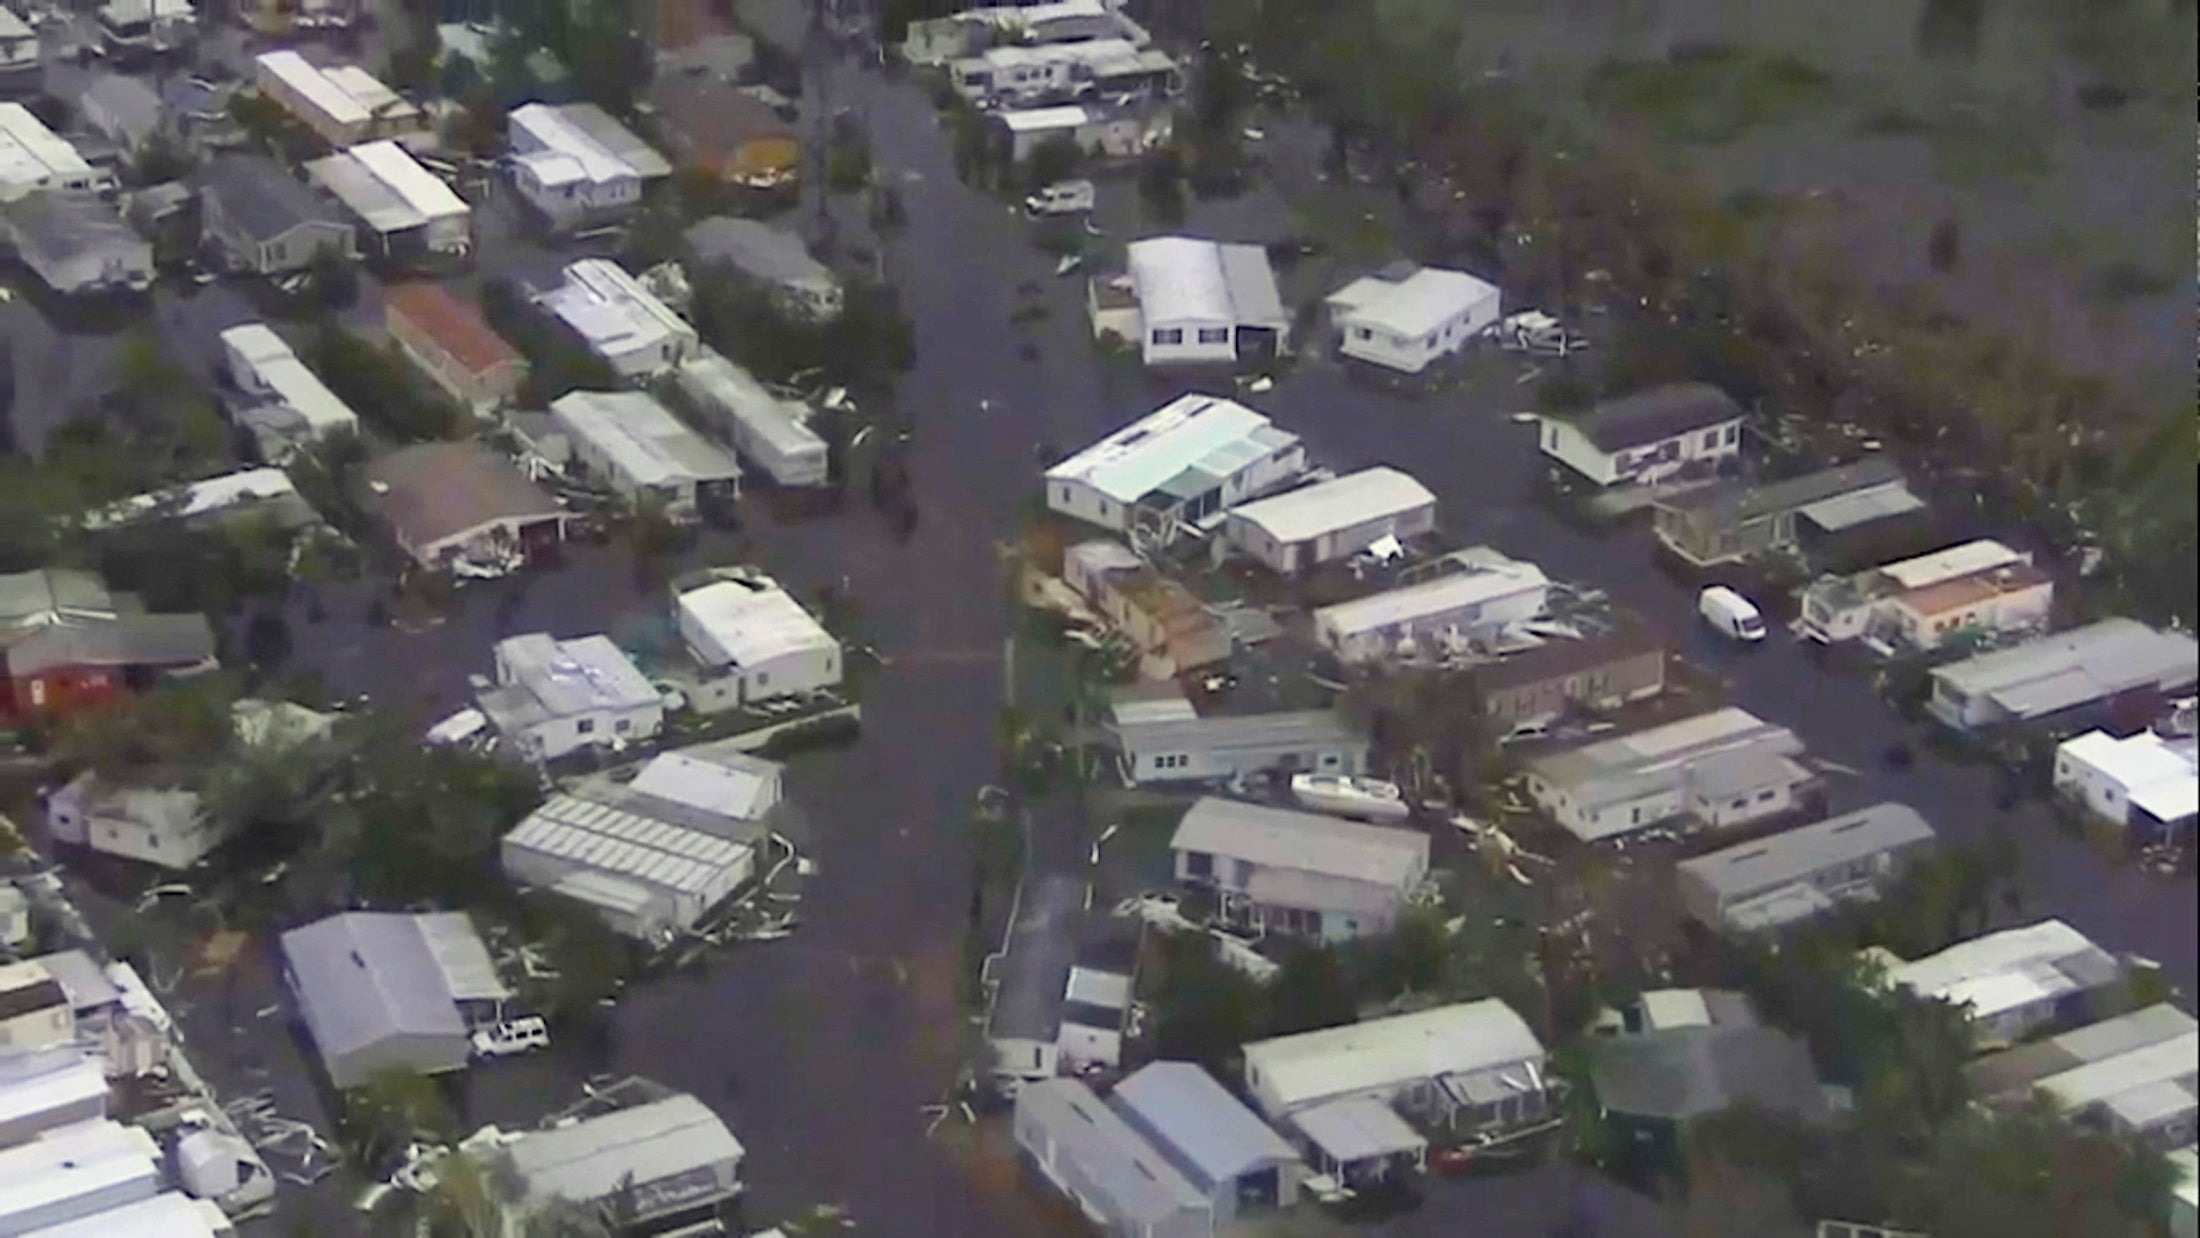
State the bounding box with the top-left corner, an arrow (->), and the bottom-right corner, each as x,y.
1290,774 -> 1411,823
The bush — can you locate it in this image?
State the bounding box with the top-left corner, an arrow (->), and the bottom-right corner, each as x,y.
1138,150 -> 1186,225
309,327 -> 461,442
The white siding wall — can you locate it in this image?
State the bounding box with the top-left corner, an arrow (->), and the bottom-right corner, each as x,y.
1046,476 -> 1133,532
1141,315 -> 1237,366
1337,298 -> 1498,373
2053,751 -> 2135,826
514,701 -> 665,762
1890,582 -> 2054,650
1538,417 -> 1744,486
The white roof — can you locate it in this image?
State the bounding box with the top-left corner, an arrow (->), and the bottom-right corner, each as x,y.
1128,236 -> 1234,324
1314,551 -> 1548,637
348,140 -> 467,218
88,467 -> 300,529
1226,467 -> 1434,545
1875,539 -> 2028,590
542,259 -> 693,356
511,103 -> 655,187
255,51 -> 385,128
1290,1095 -> 1426,1164
1242,1000 -> 1543,1114
1336,267 -> 1499,338
219,326 -> 358,436
0,8 -> 30,38
2170,1146 -> 2198,1211
1045,394 -> 1291,505
1931,619 -> 2199,719
676,351 -> 827,463
0,1120 -> 158,1222
2037,1030 -> 2200,1124
493,632 -> 659,717
550,391 -> 741,490
506,792 -> 753,900
1065,966 -> 1132,1010
1889,920 -> 2116,1021
0,1052 -> 108,1131
306,150 -> 425,232
628,748 -> 782,822
502,1094 -> 743,1211
0,102 -> 94,188
1170,797 -> 1426,889
998,104 -> 1089,132
678,578 -> 838,670
2061,730 -> 2199,822
21,1193 -> 233,1238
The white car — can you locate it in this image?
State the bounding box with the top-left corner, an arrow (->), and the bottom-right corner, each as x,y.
1699,585 -> 1768,642
471,1016 -> 549,1059
1024,178 -> 1096,217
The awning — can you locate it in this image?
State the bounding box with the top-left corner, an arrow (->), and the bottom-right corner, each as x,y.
1291,1097 -> 1426,1166
1441,1061 -> 1545,1109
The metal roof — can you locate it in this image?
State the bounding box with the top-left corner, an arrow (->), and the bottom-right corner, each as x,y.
490,633 -> 658,721
677,578 -> 837,670
279,913 -> 474,1068
1873,541 -> 2027,591
1334,266 -> 1499,339
0,569 -> 113,628
415,910 -> 510,1002
0,1120 -> 161,1223
676,350 -> 828,462
1046,394 -> 1290,505
1526,707 -> 1805,833
1576,383 -> 1744,454
1111,1061 -> 1297,1191
219,325 -> 358,436
1170,797 -> 1426,889
627,747 -> 782,822
1226,467 -> 1434,546
305,150 -> 424,232
1241,1000 -> 1543,1114
541,259 -> 693,354
1660,457 -> 1909,527
1679,803 -> 1936,900
1932,619 -> 2198,722
550,390 -> 741,490
364,441 -> 560,554
1796,482 -> 1927,533
1,191 -> 145,268
2036,1028 -> 2199,1125
1126,236 -> 1284,328
996,104 -> 1088,132
502,1094 -> 743,1214
0,102 -> 95,188
1591,1025 -> 1828,1123
349,140 -> 465,217
505,792 -> 753,899
1315,552 -> 1548,640
1289,1095 -> 1424,1165
1889,920 -> 2121,1024
1970,1004 -> 2197,1101
684,216 -> 834,287
1014,1078 -> 1209,1224
2059,730 -> 2198,823
257,51 -> 371,126
19,1192 -> 234,1238
1112,708 -> 1364,757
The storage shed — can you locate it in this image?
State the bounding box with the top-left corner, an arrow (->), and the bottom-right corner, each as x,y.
1111,1062 -> 1301,1221
1013,1078 -> 1213,1238
1221,468 -> 1436,576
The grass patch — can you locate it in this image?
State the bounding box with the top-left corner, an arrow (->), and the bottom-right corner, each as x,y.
1585,49 -> 1836,144
1853,103 -> 1930,135
2086,262 -> 2174,303
1929,114 -> 2054,184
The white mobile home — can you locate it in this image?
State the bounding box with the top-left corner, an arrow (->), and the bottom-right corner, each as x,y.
538,259 -> 699,382
1110,709 -> 1367,787
1799,539 -> 2038,647
1676,803 -> 1939,936
507,103 -> 670,230
1926,619 -> 2199,734
1170,798 -> 1428,942
476,633 -> 664,762
305,140 -> 471,266
219,323 -> 360,458
1014,1078 -> 1213,1238
1326,266 -> 1500,374
1521,707 -> 1812,842
0,103 -> 106,201
675,350 -> 830,487
1045,394 -> 1304,548
2054,730 -> 2197,846
1221,468 -> 1435,576
1240,1000 -> 1550,1136
254,51 -> 420,146
1885,920 -> 2124,1048
1113,236 -> 1289,367
675,574 -> 842,707
1314,548 -> 1549,665
1111,1062 -> 1302,1222
548,390 -> 741,522
1537,383 -> 1746,487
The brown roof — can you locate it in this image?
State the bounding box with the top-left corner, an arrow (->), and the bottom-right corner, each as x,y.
384,281 -> 521,378
652,76 -> 797,159
364,442 -> 560,555
1893,563 -> 2052,619
1472,628 -> 1667,695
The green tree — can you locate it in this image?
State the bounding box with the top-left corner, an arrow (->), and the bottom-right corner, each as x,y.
1023,134 -> 1081,192
1148,930 -> 1265,1077
1265,942 -> 1357,1037
339,1067 -> 456,1173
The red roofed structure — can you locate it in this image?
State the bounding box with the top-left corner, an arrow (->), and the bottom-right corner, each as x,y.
384,281 -> 528,416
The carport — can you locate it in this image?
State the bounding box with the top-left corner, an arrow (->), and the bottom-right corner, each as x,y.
1290,1096 -> 1427,1189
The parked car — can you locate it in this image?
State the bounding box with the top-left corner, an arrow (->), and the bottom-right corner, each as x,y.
1698,585 -> 1767,642
1024,179 -> 1096,217
471,1015 -> 549,1059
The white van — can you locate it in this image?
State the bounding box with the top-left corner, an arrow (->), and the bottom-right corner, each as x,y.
1024,179 -> 1095,217
1699,586 -> 1767,641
